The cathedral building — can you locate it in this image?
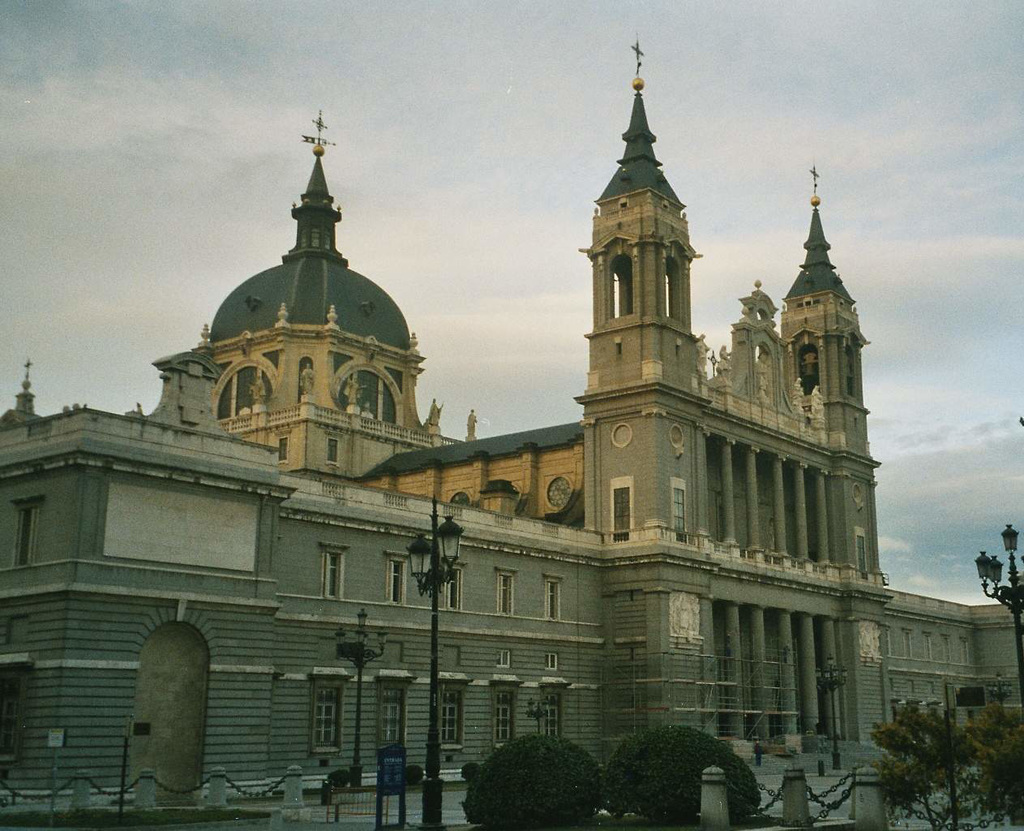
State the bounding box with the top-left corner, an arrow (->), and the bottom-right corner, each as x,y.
0,74 -> 1015,792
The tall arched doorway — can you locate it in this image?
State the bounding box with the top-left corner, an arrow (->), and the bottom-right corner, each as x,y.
131,624 -> 209,794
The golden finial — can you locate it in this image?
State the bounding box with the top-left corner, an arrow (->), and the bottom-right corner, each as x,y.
811,194 -> 821,207
631,38 -> 645,91
302,110 -> 336,156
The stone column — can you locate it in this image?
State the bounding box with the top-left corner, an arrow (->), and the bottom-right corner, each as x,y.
821,617 -> 839,739
700,767 -> 730,831
794,463 -> 809,559
724,602 -> 743,736
699,596 -> 715,656
815,468 -> 830,562
772,455 -> 788,554
797,614 -> 819,735
207,767 -> 228,808
777,611 -> 798,735
746,446 -> 760,548
697,428 -> 710,536
749,605 -> 766,736
136,770 -> 156,809
721,440 -> 736,543
782,766 -> 811,827
72,770 -> 91,810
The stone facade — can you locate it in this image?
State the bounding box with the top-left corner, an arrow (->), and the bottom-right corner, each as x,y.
0,81 -> 1016,792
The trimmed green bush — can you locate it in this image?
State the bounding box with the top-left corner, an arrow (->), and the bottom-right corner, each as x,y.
460,761 -> 481,782
604,726 -> 759,823
405,764 -> 424,786
463,735 -> 602,829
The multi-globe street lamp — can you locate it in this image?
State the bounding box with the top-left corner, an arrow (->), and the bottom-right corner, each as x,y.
987,673 -> 1011,706
406,499 -> 464,830
335,608 -> 388,787
975,524 -> 1024,717
816,656 -> 847,770
525,699 -> 546,734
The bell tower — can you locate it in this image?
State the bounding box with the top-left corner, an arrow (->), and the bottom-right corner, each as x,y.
578,68 -> 705,537
781,185 -> 869,455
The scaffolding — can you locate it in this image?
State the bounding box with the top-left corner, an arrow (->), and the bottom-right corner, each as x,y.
601,649 -> 799,751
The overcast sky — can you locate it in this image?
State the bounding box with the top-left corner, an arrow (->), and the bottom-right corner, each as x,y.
2,1 -> 1023,604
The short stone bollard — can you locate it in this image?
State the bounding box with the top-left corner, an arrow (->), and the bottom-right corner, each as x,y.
700,766 -> 730,831
282,764 -> 304,807
207,767 -> 228,808
71,770 -> 91,810
853,767 -> 887,831
136,769 -> 156,810
782,765 -> 811,827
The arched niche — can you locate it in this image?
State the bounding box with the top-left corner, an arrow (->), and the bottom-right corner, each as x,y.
609,254 -> 634,317
335,367 -> 398,424
216,363 -> 274,419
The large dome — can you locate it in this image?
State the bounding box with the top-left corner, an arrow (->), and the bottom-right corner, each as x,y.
210,257 -> 410,349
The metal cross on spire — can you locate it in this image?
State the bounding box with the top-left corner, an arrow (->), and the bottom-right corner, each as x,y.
23,358 -> 32,381
810,164 -> 820,195
632,37 -> 644,77
302,110 -> 336,151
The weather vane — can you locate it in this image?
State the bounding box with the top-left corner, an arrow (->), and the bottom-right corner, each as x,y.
632,37 -> 644,77
810,164 -> 820,195
302,110 -> 336,152
24,358 -> 32,380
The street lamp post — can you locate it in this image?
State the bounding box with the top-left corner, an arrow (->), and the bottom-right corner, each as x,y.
407,498 -> 464,831
816,656 -> 847,770
525,699 -> 546,734
335,609 -> 388,787
975,524 -> 1024,718
988,673 -> 1011,706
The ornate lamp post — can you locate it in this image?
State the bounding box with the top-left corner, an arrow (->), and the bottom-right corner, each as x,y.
525,699 -> 546,734
975,524 -> 1024,718
988,673 -> 1011,706
335,608 -> 388,787
816,656 -> 847,770
407,498 -> 464,830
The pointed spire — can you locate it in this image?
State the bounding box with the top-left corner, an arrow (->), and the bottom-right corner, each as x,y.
304,155 -> 330,198
599,74 -> 680,204
283,122 -> 347,266
785,191 -> 853,302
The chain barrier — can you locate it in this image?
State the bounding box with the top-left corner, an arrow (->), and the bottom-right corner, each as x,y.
898,806 -> 1008,831
0,777 -> 75,805
224,774 -> 288,799
152,775 -> 211,796
84,776 -> 140,797
753,781 -> 785,815
805,772 -> 855,822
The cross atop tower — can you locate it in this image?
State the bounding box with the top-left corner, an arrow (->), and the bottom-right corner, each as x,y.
23,358 -> 32,382
632,37 -> 644,77
302,110 -> 337,155
810,164 -> 820,195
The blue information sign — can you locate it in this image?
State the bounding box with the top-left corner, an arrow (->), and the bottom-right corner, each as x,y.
376,743 -> 406,829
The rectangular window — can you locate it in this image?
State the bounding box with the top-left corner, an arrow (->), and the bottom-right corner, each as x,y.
497,572 -> 514,615
441,688 -> 463,745
924,634 -> 933,661
14,506 -> 38,566
613,487 -> 631,538
444,569 -> 462,611
545,652 -> 558,671
387,559 -> 405,604
903,630 -> 912,658
327,438 -> 339,463
856,534 -> 868,573
494,690 -> 514,743
496,649 -> 511,668
278,437 -> 289,462
380,687 -> 405,744
672,486 -> 686,535
322,551 -> 342,599
312,683 -> 341,752
941,635 -> 950,662
542,693 -> 561,737
544,578 -> 560,620
0,677 -> 22,758
960,637 -> 969,664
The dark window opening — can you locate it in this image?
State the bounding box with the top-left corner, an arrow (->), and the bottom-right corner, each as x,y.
611,255 -> 633,317
798,344 -> 820,396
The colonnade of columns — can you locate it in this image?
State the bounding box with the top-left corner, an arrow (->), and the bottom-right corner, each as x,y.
696,432 -> 832,562
697,597 -> 844,740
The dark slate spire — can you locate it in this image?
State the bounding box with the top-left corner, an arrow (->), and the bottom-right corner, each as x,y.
283,145 -> 347,266
599,78 -> 680,204
785,196 -> 853,302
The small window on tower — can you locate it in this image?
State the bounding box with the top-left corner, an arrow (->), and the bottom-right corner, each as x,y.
845,344 -> 856,396
798,344 -> 820,395
327,438 -> 339,463
310,227 -> 321,247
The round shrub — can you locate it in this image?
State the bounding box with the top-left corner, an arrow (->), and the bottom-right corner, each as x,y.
405,764 -> 424,786
604,725 -> 759,823
463,735 -> 602,829
460,761 -> 481,782
326,768 -> 349,788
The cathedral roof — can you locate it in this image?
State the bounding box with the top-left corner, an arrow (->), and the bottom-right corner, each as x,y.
362,422 -> 583,477
599,84 -> 680,204
209,149 -> 411,349
785,199 -> 854,303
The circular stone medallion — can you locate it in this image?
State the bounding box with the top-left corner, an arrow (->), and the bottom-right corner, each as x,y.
611,422 -> 633,448
546,476 -> 572,509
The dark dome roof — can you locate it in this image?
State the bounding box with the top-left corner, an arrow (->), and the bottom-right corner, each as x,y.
210,256 -> 410,349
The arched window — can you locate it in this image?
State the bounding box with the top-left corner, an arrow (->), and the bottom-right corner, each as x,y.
664,257 -> 681,320
610,254 -> 633,317
450,492 -> 471,506
218,366 -> 271,419
798,344 -> 820,396
845,344 -> 856,396
337,370 -> 397,424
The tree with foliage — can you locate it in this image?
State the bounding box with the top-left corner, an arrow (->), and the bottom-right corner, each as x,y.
967,704 -> 1024,821
462,735 -> 601,829
604,725 -> 759,823
872,706 -> 980,830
